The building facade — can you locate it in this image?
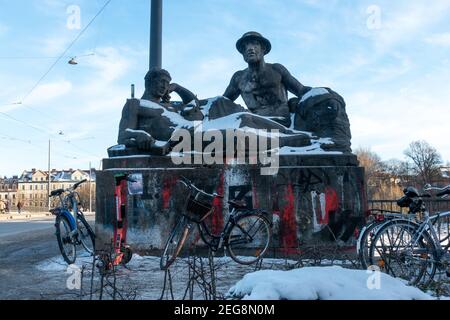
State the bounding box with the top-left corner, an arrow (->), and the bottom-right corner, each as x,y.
16,169 -> 96,212
0,176 -> 18,212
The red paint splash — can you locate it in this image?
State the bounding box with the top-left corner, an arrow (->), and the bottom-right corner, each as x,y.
323,187 -> 339,225
162,177 -> 178,209
211,171 -> 225,235
280,183 -> 299,254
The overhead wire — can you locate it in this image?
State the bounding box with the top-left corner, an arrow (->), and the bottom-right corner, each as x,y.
0,0 -> 113,161
19,0 -> 113,104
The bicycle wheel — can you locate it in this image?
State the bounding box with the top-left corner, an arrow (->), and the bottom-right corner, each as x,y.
358,220 -> 389,269
369,219 -> 438,287
55,215 -> 76,264
160,216 -> 191,270
226,212 -> 272,265
76,214 -> 95,255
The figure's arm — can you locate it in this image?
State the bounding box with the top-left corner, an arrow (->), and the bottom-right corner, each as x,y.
169,83 -> 197,105
118,99 -> 156,150
118,100 -> 139,145
273,63 -> 311,97
223,71 -> 242,101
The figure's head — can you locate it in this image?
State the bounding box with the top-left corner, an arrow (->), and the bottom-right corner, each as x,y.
236,32 -> 271,64
144,68 -> 172,99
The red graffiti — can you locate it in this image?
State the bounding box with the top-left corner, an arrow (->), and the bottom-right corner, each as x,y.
323,187 -> 339,224
211,172 -> 225,235
280,183 -> 299,254
162,177 -> 178,209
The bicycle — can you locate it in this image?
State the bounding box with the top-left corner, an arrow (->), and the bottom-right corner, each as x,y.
160,176 -> 272,270
368,185 -> 450,287
357,209 -> 418,270
49,179 -> 95,264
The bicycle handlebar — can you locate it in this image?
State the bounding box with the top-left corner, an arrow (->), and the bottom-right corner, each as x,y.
179,176 -> 224,199
73,179 -> 87,190
49,179 -> 88,198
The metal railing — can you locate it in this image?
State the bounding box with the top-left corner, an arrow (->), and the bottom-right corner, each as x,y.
368,199 -> 450,243
368,199 -> 450,214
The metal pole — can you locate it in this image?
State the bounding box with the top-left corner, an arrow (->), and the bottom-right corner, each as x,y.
150,0 -> 163,69
89,162 -> 92,213
48,139 -> 51,211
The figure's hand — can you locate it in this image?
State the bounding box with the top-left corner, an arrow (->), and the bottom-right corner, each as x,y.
168,83 -> 179,94
135,132 -> 155,150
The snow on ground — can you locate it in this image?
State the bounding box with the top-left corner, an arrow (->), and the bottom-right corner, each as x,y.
33,254 -> 444,300
35,251 -> 93,272
227,266 -> 433,300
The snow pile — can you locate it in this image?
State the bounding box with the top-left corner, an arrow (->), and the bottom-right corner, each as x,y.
227,266 -> 432,300
300,87 -> 330,103
36,252 -> 94,272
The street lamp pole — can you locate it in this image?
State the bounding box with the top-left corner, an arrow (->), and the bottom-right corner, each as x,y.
150,0 -> 163,69
89,161 -> 92,213
47,139 -> 51,211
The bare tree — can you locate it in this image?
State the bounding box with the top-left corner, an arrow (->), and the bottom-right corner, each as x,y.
355,148 -> 384,199
404,140 -> 443,185
383,159 -> 414,186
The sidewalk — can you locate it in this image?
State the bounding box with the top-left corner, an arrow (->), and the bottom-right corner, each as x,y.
0,211 -> 95,221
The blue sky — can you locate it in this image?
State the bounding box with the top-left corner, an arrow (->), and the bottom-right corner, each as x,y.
1,0 -> 450,176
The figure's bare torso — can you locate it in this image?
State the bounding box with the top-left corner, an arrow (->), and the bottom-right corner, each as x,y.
234,63 -> 290,118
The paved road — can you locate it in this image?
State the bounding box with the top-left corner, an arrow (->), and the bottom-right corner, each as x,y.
0,216 -> 95,299
0,217 -> 55,237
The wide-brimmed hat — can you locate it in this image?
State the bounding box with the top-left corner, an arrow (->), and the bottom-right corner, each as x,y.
236,31 -> 272,55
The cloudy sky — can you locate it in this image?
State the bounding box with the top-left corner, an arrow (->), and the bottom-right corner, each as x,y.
0,0 -> 449,176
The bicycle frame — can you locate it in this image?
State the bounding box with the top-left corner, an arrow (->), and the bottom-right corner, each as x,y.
52,192 -> 81,231
409,210 -> 450,259
197,207 -> 240,251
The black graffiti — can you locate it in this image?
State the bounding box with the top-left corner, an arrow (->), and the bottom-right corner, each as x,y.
229,185 -> 253,210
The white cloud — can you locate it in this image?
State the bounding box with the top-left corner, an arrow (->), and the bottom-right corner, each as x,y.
425,33 -> 450,46
25,80 -> 72,105
372,1 -> 450,52
84,47 -> 132,83
40,35 -> 72,56
347,86 -> 450,162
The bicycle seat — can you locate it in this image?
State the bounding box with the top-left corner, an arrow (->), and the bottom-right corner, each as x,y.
228,199 -> 248,209
50,189 -> 65,197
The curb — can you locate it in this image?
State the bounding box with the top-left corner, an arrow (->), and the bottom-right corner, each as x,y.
0,212 -> 96,221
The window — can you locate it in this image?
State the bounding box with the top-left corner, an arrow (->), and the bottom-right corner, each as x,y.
29,185 -> 32,190
13,195 -> 16,199
22,185 -> 25,190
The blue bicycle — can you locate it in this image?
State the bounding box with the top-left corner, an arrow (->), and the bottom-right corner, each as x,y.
49,179 -> 95,264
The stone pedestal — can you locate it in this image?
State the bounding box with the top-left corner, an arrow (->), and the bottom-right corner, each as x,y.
95,154 -> 367,257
